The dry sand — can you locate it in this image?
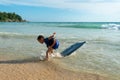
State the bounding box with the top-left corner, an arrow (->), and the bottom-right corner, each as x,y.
0,57 -> 109,80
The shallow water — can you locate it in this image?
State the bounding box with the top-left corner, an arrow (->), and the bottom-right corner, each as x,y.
0,22 -> 120,80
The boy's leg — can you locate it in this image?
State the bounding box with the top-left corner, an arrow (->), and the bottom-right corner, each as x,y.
46,48 -> 53,60
50,49 -> 53,54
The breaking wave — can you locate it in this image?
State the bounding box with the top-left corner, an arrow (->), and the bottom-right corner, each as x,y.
0,32 -> 35,39
101,24 -> 120,30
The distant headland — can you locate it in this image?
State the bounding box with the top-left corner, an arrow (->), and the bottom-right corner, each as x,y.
0,12 -> 26,22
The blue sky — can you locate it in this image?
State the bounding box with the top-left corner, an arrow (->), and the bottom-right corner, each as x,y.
0,0 -> 120,22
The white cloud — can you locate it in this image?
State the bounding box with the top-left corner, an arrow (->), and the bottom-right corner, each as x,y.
1,0 -> 120,16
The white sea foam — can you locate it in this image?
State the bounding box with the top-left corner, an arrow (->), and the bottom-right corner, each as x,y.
0,32 -> 22,35
39,52 -> 62,60
101,24 -> 120,30
53,52 -> 62,58
0,32 -> 36,39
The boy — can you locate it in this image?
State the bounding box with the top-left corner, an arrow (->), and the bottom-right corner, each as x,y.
37,32 -> 59,60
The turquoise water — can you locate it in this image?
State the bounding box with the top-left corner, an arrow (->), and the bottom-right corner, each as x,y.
0,22 -> 120,80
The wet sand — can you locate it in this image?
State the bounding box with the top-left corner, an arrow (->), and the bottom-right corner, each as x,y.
0,57 -> 109,80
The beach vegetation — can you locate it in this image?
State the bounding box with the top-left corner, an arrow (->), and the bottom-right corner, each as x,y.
0,12 -> 26,22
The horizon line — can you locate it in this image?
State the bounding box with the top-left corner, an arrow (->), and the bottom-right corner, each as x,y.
0,21 -> 120,23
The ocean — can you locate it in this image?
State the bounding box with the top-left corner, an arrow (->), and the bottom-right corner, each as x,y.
0,22 -> 120,80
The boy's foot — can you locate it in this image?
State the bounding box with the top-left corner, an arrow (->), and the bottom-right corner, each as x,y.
50,54 -> 55,57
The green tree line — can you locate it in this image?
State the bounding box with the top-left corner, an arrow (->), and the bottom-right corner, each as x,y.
0,12 -> 26,22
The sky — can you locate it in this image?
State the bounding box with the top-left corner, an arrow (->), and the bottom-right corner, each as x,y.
0,0 -> 120,22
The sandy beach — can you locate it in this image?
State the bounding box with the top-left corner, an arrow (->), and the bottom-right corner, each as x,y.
0,57 -> 109,80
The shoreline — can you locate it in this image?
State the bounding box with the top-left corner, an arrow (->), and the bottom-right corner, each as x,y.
0,57 -> 109,80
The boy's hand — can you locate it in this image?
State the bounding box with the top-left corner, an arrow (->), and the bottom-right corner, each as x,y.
48,46 -> 52,50
48,32 -> 56,40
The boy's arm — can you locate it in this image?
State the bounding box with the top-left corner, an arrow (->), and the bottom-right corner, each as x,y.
49,39 -> 56,49
48,32 -> 56,40
46,45 -> 54,60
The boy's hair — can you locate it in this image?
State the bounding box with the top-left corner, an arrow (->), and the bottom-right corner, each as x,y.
37,35 -> 44,40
